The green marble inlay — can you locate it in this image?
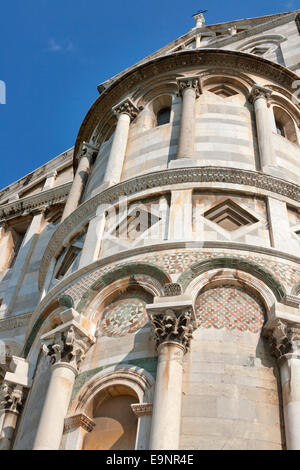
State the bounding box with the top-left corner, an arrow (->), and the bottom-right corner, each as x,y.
178,256 -> 286,300
71,356 -> 158,400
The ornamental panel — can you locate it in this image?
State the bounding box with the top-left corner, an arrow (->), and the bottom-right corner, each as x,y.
195,285 -> 266,333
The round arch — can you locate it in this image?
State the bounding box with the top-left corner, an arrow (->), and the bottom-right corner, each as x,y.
177,256 -> 286,302
185,267 -> 277,320
66,364 -> 155,450
76,261 -> 171,314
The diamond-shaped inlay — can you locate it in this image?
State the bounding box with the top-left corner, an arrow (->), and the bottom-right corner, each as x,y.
196,286 -> 265,333
204,199 -> 258,232
209,85 -> 238,98
250,46 -> 269,57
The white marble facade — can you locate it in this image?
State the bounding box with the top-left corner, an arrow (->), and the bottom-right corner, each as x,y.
1,10 -> 300,450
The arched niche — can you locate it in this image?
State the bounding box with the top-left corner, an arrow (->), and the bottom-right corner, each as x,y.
83,384 -> 139,450
65,365 -> 154,450
181,268 -> 284,450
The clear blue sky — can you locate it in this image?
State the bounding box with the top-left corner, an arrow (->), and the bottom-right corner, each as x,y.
0,0 -> 297,189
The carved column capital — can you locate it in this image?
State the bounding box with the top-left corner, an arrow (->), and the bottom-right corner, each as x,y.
177,76 -> 202,98
147,302 -> 196,353
131,403 -> 153,417
41,320 -> 94,372
249,85 -> 272,104
112,98 -> 140,122
80,142 -> 99,162
267,319 -> 300,359
0,381 -> 23,414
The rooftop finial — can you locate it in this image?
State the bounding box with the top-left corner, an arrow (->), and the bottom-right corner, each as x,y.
192,9 -> 207,28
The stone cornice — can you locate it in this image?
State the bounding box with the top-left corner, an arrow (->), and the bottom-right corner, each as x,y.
0,182 -> 72,221
38,166 -> 300,290
204,11 -> 299,50
74,49 -> 300,164
0,148 -> 73,205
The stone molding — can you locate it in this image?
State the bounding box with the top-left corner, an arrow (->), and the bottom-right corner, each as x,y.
267,319 -> 300,359
131,403 -> 153,417
0,382 -> 23,414
74,48 -> 299,159
249,84 -> 273,104
38,166 -> 300,290
112,98 -> 140,122
41,321 -> 94,371
0,182 -> 72,221
0,312 -> 31,332
26,244 -> 300,358
64,413 -> 95,433
176,75 -> 202,98
147,303 -> 196,352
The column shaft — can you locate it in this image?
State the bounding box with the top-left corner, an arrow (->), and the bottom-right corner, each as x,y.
33,363 -> 77,450
104,113 -> 130,186
62,149 -> 94,221
149,342 -> 184,450
254,97 -> 275,168
0,410 -> 18,450
177,87 -> 196,159
279,356 -> 300,450
250,85 -> 274,171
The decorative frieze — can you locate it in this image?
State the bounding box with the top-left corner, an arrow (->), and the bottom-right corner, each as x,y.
39,166 -> 300,291
131,403 -> 153,417
112,98 -> 140,122
64,413 -> 95,433
0,382 -> 23,414
0,182 -> 72,222
268,319 -> 300,359
148,306 -> 196,352
177,76 -> 202,98
249,84 -> 272,104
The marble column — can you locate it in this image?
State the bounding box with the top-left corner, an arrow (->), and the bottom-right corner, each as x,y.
103,98 -> 140,187
147,294 -> 196,450
268,319 -> 300,450
249,85 -> 275,172
62,143 -> 99,221
0,382 -> 24,450
33,319 -> 94,450
78,207 -> 107,269
176,76 -> 201,160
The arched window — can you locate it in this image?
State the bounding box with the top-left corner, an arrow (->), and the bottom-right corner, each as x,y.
156,107 -> 171,126
151,95 -> 172,128
273,106 -> 298,144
